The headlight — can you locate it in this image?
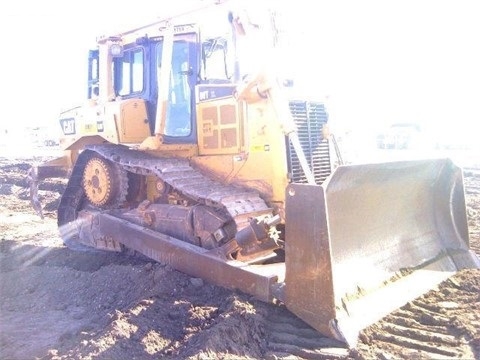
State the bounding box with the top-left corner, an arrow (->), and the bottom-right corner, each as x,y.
109,43 -> 124,57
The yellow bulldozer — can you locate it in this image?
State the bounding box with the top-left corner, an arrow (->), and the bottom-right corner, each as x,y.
29,1 -> 479,347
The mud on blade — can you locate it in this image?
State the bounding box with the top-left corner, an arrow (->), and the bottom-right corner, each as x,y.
284,158 -> 480,346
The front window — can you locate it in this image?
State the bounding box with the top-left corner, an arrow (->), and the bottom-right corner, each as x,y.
200,37 -> 234,82
115,48 -> 144,96
157,37 -> 194,137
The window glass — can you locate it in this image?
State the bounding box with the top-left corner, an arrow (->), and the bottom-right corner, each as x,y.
87,50 -> 99,99
90,59 -> 98,80
116,48 -> 144,96
201,37 -> 233,82
118,60 -> 131,96
157,38 -> 193,137
132,50 -> 144,92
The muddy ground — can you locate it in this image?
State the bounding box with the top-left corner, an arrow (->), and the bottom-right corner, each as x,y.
0,150 -> 479,360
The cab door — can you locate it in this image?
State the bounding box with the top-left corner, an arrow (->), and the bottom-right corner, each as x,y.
153,33 -> 199,144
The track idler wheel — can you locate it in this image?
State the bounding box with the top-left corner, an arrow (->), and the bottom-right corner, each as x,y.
82,156 -> 128,208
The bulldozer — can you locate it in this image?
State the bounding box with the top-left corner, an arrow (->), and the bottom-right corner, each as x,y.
29,1 -> 479,347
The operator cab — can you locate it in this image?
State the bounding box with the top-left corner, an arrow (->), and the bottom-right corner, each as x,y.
86,25 -> 236,145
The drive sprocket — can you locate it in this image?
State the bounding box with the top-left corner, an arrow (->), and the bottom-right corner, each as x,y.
82,156 -> 128,207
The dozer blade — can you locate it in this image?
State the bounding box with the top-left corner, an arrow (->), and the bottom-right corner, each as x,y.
284,158 -> 480,347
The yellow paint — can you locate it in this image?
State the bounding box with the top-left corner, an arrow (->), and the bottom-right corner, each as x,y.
146,176 -> 161,202
250,144 -> 268,152
56,24 -> 298,219
192,96 -> 289,209
116,99 -> 151,143
139,136 -> 199,158
196,96 -> 244,155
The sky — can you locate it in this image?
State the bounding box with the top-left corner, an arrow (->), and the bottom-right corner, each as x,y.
0,0 -> 479,143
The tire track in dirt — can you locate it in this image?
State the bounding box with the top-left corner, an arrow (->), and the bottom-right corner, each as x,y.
262,307 -> 350,359
353,168 -> 480,359
465,169 -> 480,254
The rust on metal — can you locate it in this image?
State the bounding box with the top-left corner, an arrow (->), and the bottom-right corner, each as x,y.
95,211 -> 281,302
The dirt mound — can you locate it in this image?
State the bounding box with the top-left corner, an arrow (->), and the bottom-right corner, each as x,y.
0,156 -> 479,360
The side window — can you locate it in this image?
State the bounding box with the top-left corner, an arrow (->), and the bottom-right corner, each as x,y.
131,50 -> 144,92
115,48 -> 144,96
87,49 -> 99,99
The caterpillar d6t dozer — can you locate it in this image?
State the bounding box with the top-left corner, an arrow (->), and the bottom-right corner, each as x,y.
29,2 -> 479,347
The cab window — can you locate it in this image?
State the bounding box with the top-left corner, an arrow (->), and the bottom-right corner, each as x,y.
200,37 -> 234,82
157,39 -> 193,137
115,48 -> 144,96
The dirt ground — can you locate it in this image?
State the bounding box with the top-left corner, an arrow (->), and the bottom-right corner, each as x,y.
0,150 -> 479,360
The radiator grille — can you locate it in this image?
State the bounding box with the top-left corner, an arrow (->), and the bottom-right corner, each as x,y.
287,101 -> 331,185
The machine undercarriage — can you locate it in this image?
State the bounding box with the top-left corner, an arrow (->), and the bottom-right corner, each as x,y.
58,144 -> 282,263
